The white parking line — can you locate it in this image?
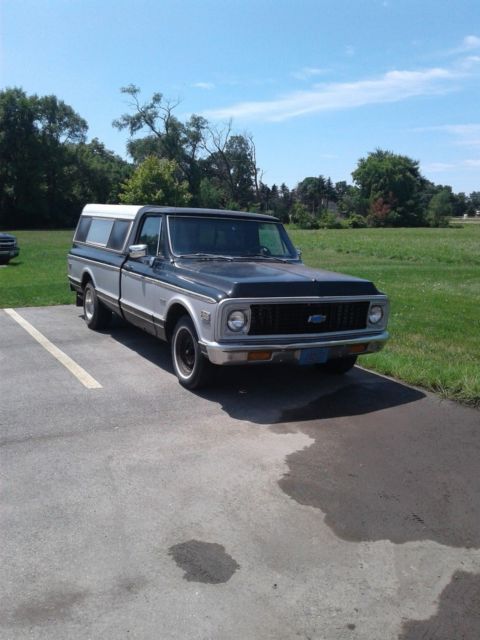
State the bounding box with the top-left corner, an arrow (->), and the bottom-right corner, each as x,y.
4,308 -> 102,389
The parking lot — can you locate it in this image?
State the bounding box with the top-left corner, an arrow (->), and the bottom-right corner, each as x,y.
1,305 -> 479,639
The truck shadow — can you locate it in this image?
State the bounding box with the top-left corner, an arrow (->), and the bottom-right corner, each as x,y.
107,321 -> 480,549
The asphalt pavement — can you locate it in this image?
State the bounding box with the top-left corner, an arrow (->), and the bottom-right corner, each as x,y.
1,305 -> 479,639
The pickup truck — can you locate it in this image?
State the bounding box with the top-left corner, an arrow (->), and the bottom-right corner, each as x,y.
68,204 -> 389,389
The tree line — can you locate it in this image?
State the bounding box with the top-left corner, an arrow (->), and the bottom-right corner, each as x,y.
1,86 -> 479,229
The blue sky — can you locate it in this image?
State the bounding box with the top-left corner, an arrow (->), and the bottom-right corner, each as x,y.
2,0 -> 480,193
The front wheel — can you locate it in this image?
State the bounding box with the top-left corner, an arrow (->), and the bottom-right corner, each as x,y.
171,316 -> 212,389
321,355 -> 357,375
83,282 -> 111,330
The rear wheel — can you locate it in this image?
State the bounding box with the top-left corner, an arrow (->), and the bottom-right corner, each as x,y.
83,282 -> 111,330
171,316 -> 212,389
321,355 -> 357,375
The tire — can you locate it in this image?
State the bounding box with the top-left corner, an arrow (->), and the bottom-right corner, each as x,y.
0,258 -> 9,265
321,355 -> 357,375
83,282 -> 111,330
171,316 -> 212,389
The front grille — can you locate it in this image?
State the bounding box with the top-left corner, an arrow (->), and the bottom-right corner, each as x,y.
0,239 -> 15,249
249,301 -> 369,335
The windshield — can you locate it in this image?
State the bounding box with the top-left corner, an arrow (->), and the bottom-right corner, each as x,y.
168,216 -> 297,259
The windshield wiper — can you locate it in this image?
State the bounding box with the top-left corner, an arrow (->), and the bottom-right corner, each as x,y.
243,254 -> 291,263
177,253 -> 235,261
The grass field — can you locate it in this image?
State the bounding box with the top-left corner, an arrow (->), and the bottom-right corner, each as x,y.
0,230 -> 75,308
1,226 -> 479,406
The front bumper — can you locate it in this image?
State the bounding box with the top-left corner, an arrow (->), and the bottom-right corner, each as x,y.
200,331 -> 389,365
0,248 -> 19,258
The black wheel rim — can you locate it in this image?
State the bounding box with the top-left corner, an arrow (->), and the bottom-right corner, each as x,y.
175,328 -> 196,377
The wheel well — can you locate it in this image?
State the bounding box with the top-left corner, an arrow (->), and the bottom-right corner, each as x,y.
81,272 -> 92,289
165,303 -> 190,342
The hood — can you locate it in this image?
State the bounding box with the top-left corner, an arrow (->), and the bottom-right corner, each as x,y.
173,259 -> 379,298
0,233 -> 16,240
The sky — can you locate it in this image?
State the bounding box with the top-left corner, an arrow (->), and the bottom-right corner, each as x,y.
1,0 -> 480,193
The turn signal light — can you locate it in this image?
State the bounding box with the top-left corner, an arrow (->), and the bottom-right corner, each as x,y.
248,351 -> 272,361
349,344 -> 368,354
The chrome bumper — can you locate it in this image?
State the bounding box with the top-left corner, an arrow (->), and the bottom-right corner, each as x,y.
200,331 -> 389,365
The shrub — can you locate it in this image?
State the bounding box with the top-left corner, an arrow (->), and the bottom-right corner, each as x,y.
344,214 -> 367,228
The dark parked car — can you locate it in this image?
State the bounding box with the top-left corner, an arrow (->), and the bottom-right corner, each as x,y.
0,233 -> 19,264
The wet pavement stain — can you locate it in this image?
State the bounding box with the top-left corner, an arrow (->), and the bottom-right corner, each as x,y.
168,540 -> 240,584
399,571 -> 480,639
273,377 -> 480,548
7,588 -> 89,626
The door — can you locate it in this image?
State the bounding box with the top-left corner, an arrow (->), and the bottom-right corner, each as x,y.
120,215 -> 164,335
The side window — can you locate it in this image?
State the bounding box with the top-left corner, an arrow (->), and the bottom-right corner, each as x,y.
86,218 -> 114,246
258,223 -> 286,255
138,216 -> 162,256
75,216 -> 92,242
107,220 -> 131,251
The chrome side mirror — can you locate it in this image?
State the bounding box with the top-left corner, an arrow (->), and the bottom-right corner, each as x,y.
296,247 -> 302,258
128,244 -> 147,259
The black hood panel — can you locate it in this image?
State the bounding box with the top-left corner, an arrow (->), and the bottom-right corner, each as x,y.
173,260 -> 379,298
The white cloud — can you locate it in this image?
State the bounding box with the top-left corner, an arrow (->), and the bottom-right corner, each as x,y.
204,66 -> 456,122
424,159 -> 480,173
458,35 -> 480,52
446,35 -> 480,56
292,67 -> 328,81
416,124 -> 480,146
423,162 -> 455,172
192,82 -> 215,90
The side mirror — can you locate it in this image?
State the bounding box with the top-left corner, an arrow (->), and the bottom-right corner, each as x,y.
128,244 -> 147,259
296,247 -> 302,258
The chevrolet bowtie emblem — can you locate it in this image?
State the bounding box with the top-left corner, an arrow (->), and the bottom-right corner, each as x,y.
308,314 -> 327,324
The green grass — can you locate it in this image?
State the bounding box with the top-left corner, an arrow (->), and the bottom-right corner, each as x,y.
1,226 -> 479,407
0,230 -> 75,307
289,226 -> 480,407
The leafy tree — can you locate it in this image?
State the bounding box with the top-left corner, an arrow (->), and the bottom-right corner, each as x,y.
469,191 -> 480,214
119,156 -> 191,205
0,88 -> 42,227
290,202 -> 319,229
198,177 -> 225,208
352,149 -> 426,226
427,189 -> 453,227
70,139 -> 132,223
296,176 -> 322,214
113,86 -> 260,209
202,124 -> 258,208
0,88 -> 93,228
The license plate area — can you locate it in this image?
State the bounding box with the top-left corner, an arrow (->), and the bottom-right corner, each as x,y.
299,347 -> 329,365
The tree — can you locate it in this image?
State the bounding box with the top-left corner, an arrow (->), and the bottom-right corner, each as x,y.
0,88 -> 91,228
119,156 -> 191,205
427,189 -> 453,227
352,149 -> 426,226
0,88 -> 42,227
296,177 -> 322,215
201,122 -> 258,208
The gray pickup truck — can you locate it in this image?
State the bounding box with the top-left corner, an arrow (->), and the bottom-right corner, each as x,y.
68,204 -> 389,388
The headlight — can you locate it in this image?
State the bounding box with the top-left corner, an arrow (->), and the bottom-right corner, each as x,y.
227,310 -> 247,332
369,305 -> 384,324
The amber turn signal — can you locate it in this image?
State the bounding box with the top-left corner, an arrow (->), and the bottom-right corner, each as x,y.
247,351 -> 272,361
349,344 -> 368,354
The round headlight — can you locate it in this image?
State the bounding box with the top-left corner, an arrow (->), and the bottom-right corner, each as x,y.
369,305 -> 384,324
227,310 -> 247,332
